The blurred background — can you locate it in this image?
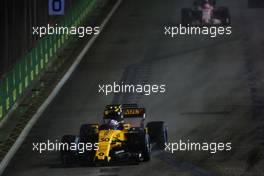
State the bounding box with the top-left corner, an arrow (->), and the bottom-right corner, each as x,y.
0,0 -> 76,77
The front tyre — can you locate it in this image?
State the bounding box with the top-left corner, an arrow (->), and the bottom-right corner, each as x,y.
60,135 -> 79,166
79,124 -> 98,165
140,133 -> 151,162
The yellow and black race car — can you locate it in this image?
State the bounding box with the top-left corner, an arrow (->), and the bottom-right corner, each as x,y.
60,104 -> 168,166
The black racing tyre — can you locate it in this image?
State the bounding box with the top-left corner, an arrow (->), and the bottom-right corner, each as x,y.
215,7 -> 231,26
222,7 -> 231,25
126,129 -> 151,162
79,124 -> 98,165
147,121 -> 168,150
192,10 -> 202,23
79,124 -> 99,142
181,8 -> 193,26
60,135 -> 79,166
140,133 -> 151,162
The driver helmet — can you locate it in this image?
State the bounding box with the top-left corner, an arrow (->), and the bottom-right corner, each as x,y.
108,119 -> 119,129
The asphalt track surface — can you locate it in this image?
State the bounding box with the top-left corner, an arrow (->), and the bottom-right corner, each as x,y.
3,0 -> 264,175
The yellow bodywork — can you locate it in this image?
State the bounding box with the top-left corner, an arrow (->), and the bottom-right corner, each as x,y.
95,124 -> 130,162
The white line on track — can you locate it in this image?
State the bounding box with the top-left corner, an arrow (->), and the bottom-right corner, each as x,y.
0,0 -> 123,175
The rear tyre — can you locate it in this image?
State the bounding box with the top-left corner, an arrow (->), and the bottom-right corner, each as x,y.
215,7 -> 231,26
147,121 -> 168,150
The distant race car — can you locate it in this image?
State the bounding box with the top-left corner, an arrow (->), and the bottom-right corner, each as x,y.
60,104 -> 168,166
181,0 -> 231,26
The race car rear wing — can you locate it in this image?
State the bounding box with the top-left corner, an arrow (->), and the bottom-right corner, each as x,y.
103,104 -> 146,119
123,107 -> 145,119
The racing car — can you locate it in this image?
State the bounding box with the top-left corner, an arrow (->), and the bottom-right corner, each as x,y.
181,0 -> 231,26
60,104 -> 168,166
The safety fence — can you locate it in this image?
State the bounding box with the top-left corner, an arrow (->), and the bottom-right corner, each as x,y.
0,0 -> 97,121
